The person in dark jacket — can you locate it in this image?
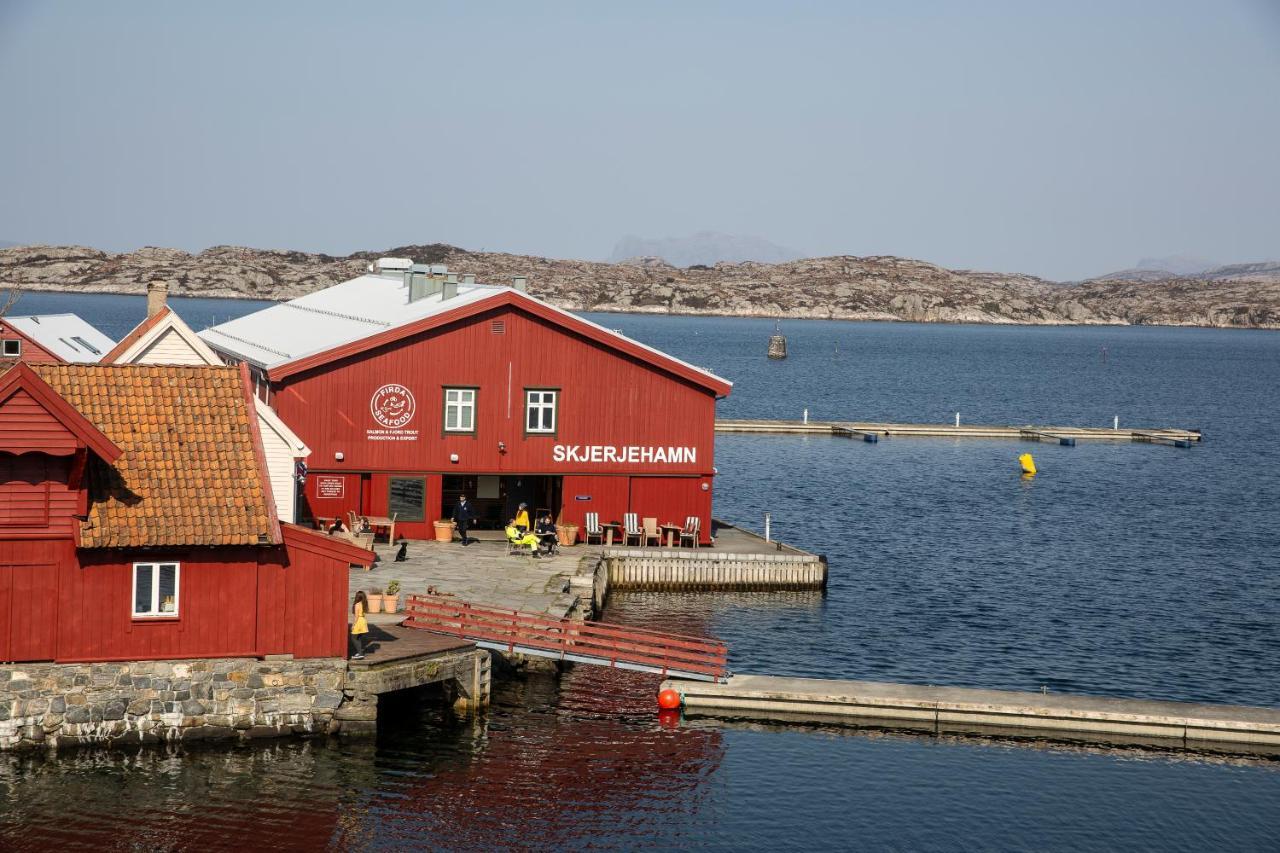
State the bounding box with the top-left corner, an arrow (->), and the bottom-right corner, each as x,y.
452,495 -> 475,546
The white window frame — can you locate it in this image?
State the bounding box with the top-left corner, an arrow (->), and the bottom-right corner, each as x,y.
2,339 -> 20,357
444,388 -> 476,433
132,562 -> 180,618
525,389 -> 558,434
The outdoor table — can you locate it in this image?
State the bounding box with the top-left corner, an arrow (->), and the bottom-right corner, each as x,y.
659,523 -> 682,547
364,515 -> 396,545
601,522 -> 622,546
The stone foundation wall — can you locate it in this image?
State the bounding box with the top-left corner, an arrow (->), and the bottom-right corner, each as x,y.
0,657 -> 348,751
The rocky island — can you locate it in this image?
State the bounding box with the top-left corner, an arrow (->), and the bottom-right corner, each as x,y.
2,243 -> 1278,329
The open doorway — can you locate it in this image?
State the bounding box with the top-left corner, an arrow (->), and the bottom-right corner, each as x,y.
441,475 -> 562,530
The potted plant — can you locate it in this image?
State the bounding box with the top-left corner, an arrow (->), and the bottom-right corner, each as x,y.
432,519 -> 456,543
367,587 -> 384,614
384,580 -> 401,614
556,523 -> 579,547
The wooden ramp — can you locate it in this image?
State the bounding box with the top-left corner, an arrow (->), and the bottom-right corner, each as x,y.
404,594 -> 730,682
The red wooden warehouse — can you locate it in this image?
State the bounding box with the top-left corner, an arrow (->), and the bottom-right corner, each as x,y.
0,362 -> 370,663
200,262 -> 733,541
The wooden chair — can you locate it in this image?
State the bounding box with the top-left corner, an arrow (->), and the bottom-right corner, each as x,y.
679,515 -> 701,548
584,512 -> 605,545
623,513 -> 642,546
642,517 -> 661,547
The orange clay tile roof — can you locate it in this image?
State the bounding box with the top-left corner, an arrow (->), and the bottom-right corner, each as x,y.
30,363 -> 278,548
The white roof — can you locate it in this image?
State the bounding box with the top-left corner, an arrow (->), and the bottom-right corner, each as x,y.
198,273 -> 731,391
6,314 -> 116,363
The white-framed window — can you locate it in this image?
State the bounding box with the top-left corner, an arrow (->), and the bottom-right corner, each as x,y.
525,389 -> 557,434
444,388 -> 476,433
2,339 -> 20,357
133,562 -> 180,618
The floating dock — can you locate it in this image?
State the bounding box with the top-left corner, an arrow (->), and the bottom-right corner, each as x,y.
716,419 -> 1201,447
662,674 -> 1280,754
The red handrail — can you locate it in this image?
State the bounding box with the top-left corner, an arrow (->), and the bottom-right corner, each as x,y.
403,594 -> 730,681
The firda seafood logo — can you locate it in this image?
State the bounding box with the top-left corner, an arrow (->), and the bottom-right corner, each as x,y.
370,384 -> 416,428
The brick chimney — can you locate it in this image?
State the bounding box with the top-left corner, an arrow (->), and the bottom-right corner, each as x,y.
147,281 -> 169,319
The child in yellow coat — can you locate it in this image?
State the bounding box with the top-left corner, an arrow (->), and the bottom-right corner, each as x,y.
351,591 -> 370,659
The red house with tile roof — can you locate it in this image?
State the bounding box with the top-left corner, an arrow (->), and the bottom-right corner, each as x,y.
0,362 -> 371,664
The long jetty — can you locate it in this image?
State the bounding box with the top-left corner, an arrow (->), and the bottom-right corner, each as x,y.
661,674 -> 1280,754
716,419 -> 1202,447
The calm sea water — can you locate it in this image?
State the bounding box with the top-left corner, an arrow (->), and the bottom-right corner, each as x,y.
2,292 -> 1279,851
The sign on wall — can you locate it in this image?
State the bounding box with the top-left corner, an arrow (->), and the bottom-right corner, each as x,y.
315,475 -> 346,499
367,383 -> 419,442
552,445 -> 697,464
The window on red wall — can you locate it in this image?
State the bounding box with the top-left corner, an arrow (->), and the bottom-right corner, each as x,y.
0,455 -> 51,526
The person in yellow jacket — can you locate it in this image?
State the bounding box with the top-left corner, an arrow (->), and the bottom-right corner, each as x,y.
513,503 -> 531,533
505,520 -> 541,557
351,591 -> 370,659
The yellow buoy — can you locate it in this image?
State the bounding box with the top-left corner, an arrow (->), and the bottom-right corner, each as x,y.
1018,453 -> 1037,475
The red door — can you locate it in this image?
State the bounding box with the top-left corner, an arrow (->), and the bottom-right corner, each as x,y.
4,564 -> 57,661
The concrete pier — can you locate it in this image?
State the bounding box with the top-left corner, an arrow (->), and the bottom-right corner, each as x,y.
662,674 -> 1280,754
717,418 -> 1202,444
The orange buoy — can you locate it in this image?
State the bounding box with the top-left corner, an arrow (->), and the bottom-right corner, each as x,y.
657,688 -> 682,710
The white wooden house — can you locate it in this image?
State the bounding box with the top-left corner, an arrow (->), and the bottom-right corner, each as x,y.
104,284 -> 311,523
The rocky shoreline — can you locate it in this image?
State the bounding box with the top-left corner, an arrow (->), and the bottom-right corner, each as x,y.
4,243 -> 1279,329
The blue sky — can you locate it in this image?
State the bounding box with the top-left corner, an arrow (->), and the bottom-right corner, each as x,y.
1,0 -> 1277,279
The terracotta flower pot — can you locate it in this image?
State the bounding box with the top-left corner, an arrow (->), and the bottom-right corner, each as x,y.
433,520 -> 456,543
555,524 -> 579,546
383,594 -> 400,614
366,594 -> 384,614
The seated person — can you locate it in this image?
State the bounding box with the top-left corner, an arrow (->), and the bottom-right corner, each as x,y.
327,518 -> 349,536
535,512 -> 558,552
514,503 -> 531,534
505,519 -> 541,556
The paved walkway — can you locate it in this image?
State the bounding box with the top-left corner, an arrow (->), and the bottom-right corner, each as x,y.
350,539 -> 596,624
345,520 -> 804,624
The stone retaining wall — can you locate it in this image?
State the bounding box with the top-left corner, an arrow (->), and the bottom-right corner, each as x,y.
0,657 -> 349,751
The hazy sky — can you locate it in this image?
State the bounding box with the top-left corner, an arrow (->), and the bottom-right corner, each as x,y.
2,1 -> 1278,280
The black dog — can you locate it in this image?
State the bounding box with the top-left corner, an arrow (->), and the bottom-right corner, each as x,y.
394,540 -> 409,562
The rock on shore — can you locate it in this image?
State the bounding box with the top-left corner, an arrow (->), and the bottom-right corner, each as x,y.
3,243 -> 1278,329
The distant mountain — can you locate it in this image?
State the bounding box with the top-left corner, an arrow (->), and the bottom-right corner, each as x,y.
0,241 -> 23,250
1094,254 -> 1220,281
609,231 -> 801,267
1135,254 -> 1219,276
3,243 -> 1279,329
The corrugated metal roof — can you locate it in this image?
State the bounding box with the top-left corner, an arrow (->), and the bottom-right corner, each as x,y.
198,274 -> 732,392
6,313 -> 116,363
198,275 -> 502,369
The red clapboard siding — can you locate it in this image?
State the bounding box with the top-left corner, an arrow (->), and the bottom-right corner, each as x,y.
0,389 -> 80,455
0,455 -> 77,536
558,475 -> 632,536
628,476 -> 714,545
273,305 -> 718,478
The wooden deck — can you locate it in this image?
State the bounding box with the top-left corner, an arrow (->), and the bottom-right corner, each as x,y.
347,622 -> 474,670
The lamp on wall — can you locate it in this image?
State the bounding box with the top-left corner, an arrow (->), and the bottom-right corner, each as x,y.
450,453 -> 459,463
701,482 -> 710,491
335,451 -> 344,461
498,441 -> 506,453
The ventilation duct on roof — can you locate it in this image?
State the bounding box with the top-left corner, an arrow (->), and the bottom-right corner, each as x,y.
512,276 -> 528,292
406,267 -> 445,303
462,273 -> 476,285
442,278 -> 459,300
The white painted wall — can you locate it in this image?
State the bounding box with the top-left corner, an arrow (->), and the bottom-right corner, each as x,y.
135,328 -> 210,365
259,414 -> 298,523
